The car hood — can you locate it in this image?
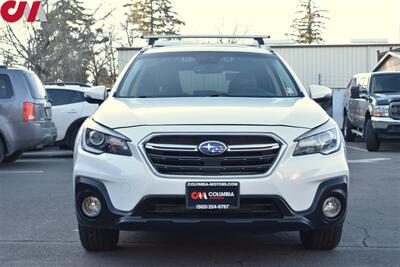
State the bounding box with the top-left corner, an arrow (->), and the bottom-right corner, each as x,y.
373,93 -> 400,105
93,97 -> 329,129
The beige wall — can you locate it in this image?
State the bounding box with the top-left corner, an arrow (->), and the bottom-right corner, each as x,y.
375,56 -> 400,71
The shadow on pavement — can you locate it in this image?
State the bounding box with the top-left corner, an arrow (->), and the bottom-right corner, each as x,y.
348,140 -> 400,152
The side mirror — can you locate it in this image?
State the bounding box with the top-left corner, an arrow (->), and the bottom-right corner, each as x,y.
84,86 -> 107,104
309,85 -> 333,101
350,86 -> 360,99
309,85 -> 333,116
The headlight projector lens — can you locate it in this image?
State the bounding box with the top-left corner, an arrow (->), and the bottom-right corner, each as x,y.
88,131 -> 106,146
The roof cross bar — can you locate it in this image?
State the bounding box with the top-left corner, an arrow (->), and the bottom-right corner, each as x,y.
142,35 -> 271,46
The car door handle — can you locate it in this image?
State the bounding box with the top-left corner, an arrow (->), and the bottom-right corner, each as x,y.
67,110 -> 78,114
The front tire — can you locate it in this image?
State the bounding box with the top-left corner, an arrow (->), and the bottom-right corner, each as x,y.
0,139 -> 5,162
2,150 -> 23,164
300,225 -> 343,250
68,125 -> 81,151
78,224 -> 119,251
343,115 -> 355,142
365,119 -> 380,151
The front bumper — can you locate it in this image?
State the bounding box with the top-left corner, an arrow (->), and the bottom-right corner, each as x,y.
372,117 -> 400,139
75,176 -> 348,232
73,125 -> 349,213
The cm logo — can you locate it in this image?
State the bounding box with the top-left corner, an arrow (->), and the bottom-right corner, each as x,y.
1,1 -> 47,23
191,192 -> 208,200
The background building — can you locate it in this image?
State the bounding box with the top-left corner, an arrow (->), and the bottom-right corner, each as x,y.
373,48 -> 400,72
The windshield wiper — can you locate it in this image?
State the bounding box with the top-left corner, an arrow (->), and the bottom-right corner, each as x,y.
205,93 -> 231,97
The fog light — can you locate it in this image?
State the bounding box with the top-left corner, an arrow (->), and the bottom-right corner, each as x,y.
81,196 -> 101,218
322,196 -> 342,218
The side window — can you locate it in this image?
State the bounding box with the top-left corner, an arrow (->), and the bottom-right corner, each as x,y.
24,72 -> 47,99
78,91 -> 85,101
47,89 -> 83,106
355,77 -> 362,88
0,74 -> 13,99
346,78 -> 356,91
365,77 -> 371,93
360,78 -> 368,93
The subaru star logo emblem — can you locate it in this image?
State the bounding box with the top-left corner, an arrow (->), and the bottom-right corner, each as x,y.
198,141 -> 227,156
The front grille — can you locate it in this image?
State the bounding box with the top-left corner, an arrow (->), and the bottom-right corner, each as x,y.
143,134 -> 282,176
388,125 -> 400,133
134,197 -> 284,219
390,102 -> 400,120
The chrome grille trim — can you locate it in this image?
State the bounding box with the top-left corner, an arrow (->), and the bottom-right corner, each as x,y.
145,143 -> 198,152
227,143 -> 280,152
390,102 -> 400,120
145,142 -> 281,152
138,132 -> 287,178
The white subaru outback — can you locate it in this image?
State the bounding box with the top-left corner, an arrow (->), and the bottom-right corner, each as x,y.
73,36 -> 349,251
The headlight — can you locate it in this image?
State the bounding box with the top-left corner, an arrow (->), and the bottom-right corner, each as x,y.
82,128 -> 132,156
293,120 -> 341,156
372,105 -> 389,117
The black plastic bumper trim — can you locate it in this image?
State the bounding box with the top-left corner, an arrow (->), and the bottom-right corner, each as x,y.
75,176 -> 348,232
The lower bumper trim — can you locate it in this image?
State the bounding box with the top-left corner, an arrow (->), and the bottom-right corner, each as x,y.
75,176 -> 348,232
113,217 -> 316,232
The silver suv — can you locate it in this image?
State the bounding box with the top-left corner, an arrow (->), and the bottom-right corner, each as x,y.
0,66 -> 57,163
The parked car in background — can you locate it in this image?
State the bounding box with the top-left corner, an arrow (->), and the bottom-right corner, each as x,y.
309,85 -> 333,117
45,83 -> 100,150
344,72 -> 400,151
0,66 -> 57,164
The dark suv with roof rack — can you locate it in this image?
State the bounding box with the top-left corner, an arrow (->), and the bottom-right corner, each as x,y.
0,66 -> 57,163
344,71 -> 400,151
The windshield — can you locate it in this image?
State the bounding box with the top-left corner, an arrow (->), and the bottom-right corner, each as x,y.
371,74 -> 400,94
116,52 -> 302,98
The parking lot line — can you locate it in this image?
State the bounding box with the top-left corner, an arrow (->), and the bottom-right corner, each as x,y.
348,158 -> 391,164
17,158 -> 69,163
0,170 -> 45,174
346,145 -> 369,153
22,151 -> 73,158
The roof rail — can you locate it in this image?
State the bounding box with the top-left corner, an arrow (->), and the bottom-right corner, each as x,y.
0,65 -> 7,69
142,35 -> 271,46
45,82 -> 91,88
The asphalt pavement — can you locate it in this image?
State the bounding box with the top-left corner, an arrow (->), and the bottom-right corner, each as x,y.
0,142 -> 399,266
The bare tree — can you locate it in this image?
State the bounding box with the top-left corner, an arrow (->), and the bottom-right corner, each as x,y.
215,20 -> 249,44
0,21 -> 51,78
0,0 -> 119,86
0,0 -> 97,82
287,0 -> 329,44
88,26 -> 120,87
121,17 -> 135,47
